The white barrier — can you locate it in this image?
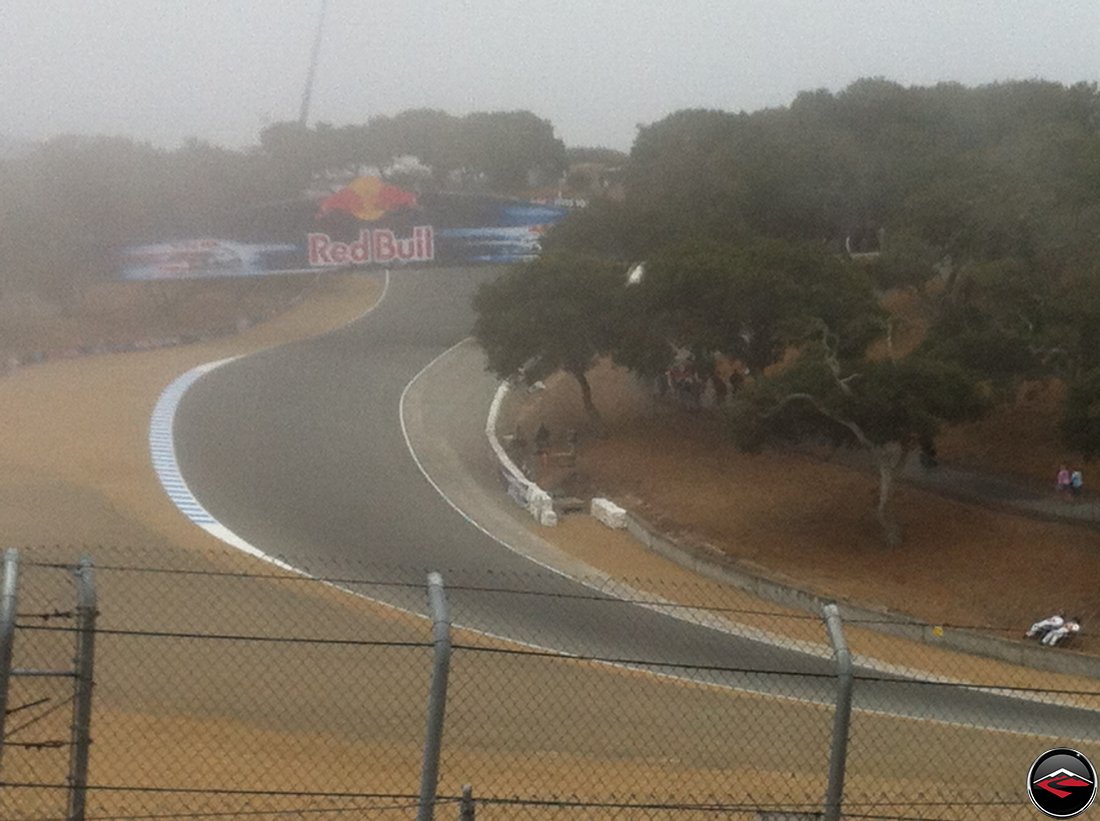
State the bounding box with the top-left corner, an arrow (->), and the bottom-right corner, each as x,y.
486,382 -> 558,527
591,497 -> 627,529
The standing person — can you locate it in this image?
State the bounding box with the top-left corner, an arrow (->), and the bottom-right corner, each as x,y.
534,423 -> 551,467
1071,468 -> 1084,500
727,368 -> 744,396
1056,464 -> 1071,497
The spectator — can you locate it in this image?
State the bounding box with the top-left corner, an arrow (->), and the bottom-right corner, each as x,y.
535,423 -> 551,466
1056,464 -> 1071,497
1071,468 -> 1084,500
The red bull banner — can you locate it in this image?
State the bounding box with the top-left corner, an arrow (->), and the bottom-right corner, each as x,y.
117,176 -> 569,280
307,227 -> 434,266
315,175 -> 419,221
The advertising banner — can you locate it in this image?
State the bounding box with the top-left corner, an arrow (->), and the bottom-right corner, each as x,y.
117,176 -> 570,280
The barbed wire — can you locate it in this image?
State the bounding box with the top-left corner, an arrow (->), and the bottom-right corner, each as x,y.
851,672 -> 1100,694
2,787 -> 1020,820
4,696 -> 50,716
13,623 -> 433,650
24,796 -> 458,821
818,798 -> 1019,807
0,773 -> 1029,821
0,783 -> 437,800
16,609 -> 75,621
825,814 -> 970,821
4,739 -> 69,750
8,621 -> 1097,696
18,559 -> 1046,634
843,814 -> 971,821
451,642 -> 1100,696
20,559 -> 820,615
470,793 -> 1021,812
4,694 -> 75,740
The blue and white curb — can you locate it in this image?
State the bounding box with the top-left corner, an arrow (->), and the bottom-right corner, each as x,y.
149,358 -> 234,528
149,357 -> 297,572
148,269 -> 392,572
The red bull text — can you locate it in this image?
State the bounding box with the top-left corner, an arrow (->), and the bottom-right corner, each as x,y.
307,227 -> 434,266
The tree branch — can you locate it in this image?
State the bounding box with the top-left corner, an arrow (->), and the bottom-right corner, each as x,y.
808,319 -> 861,394
884,316 -> 898,359
762,391 -> 875,451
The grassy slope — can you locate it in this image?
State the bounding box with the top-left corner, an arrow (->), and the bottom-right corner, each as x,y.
515,358 -> 1100,654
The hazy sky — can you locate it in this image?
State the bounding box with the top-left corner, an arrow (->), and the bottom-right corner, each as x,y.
4,1 -> 1100,152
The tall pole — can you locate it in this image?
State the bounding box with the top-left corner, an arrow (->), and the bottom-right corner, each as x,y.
417,573 -> 452,821
0,549 -> 20,775
67,557 -> 97,821
822,603 -> 853,821
298,0 -> 329,126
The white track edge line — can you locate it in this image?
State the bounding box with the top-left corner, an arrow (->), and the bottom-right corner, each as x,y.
145,270 -> 1085,740
396,340 -> 1090,738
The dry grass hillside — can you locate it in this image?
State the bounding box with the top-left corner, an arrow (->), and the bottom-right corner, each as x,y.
509,285 -> 1100,652
0,275 -> 317,365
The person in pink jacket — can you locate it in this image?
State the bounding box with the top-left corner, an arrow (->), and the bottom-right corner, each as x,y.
1056,464 -> 1071,496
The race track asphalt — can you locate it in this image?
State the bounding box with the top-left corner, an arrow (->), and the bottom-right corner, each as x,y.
172,265 -> 1097,740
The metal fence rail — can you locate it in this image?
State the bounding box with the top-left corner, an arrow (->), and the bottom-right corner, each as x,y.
0,545 -> 1096,820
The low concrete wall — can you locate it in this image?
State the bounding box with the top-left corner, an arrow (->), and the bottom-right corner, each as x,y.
623,510 -> 1100,679
486,382 -> 557,526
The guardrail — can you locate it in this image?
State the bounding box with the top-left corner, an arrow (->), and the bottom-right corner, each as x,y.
486,382 -> 557,526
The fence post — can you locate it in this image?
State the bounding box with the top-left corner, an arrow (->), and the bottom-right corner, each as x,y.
417,572 -> 452,821
459,783 -> 475,821
822,603 -> 853,821
0,548 -> 20,774
67,557 -> 97,821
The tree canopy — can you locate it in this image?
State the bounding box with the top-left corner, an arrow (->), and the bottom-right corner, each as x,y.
258,109 -> 566,193
473,253 -> 628,426
730,335 -> 990,547
622,240 -> 881,375
518,78 -> 1100,545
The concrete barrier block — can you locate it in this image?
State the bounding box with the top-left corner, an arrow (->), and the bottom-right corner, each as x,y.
591,497 -> 627,529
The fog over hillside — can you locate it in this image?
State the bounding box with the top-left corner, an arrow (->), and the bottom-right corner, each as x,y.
4,1 -> 1100,152
0,135 -> 36,160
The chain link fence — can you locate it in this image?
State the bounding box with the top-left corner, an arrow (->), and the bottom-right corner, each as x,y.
1,544 -> 1097,820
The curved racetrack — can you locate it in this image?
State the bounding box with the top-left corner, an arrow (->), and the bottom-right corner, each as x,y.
171,266 -> 1094,739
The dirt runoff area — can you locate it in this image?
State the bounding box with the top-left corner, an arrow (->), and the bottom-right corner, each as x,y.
509,360 -> 1100,655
